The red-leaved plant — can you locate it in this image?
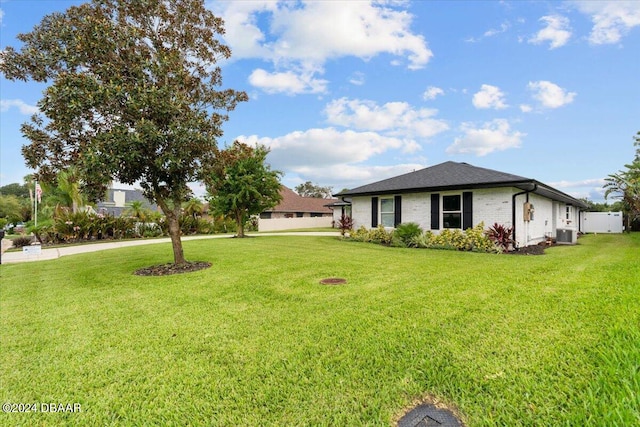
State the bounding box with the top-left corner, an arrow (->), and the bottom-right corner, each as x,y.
337,214 -> 354,236
486,223 -> 514,252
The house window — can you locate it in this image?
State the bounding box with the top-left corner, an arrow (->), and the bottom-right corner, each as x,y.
259,212 -> 272,219
380,197 -> 395,227
296,212 -> 304,218
284,213 -> 293,218
310,212 -> 323,217
565,206 -> 572,220
442,195 -> 461,228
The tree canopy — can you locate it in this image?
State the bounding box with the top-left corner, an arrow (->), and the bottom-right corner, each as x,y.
0,0 -> 247,264
294,181 -> 333,199
205,142 -> 282,238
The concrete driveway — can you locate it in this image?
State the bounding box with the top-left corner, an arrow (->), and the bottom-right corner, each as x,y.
0,232 -> 340,264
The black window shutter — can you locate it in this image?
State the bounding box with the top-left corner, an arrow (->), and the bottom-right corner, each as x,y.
394,195 -> 402,227
430,193 -> 440,230
371,197 -> 378,227
463,191 -> 473,230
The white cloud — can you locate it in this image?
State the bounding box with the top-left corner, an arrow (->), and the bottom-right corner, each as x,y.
212,1 -> 432,93
549,178 -> 608,202
528,81 -> 576,108
447,119 -> 524,156
423,86 -> 444,100
248,68 -> 328,95
529,15 -> 572,49
288,163 -> 425,189
573,1 -> 640,45
0,8 -> 4,25
349,72 -> 365,86
520,104 -> 533,113
324,97 -> 449,140
472,84 -> 508,110
484,22 -> 511,37
236,125 -> 432,188
238,127 -> 407,169
0,99 -> 39,115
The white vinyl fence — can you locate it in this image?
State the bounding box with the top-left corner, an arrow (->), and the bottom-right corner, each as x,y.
580,211 -> 623,233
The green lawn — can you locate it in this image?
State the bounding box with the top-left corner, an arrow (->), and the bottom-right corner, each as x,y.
1,234 -> 638,426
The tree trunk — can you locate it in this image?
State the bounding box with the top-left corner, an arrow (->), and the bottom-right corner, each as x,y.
235,211 -> 245,238
158,198 -> 187,264
167,210 -> 186,264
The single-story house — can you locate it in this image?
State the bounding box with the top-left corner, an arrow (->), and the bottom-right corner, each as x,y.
260,186 -> 337,219
335,161 -> 588,247
96,188 -> 159,217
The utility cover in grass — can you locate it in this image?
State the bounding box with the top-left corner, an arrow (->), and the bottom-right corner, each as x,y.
319,277 -> 347,285
397,403 -> 463,427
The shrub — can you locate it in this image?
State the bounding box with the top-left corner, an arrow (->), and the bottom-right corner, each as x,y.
486,223 -> 514,252
410,223 -> 498,253
394,222 -> 423,246
12,236 -> 33,248
370,225 -> 394,245
350,226 -> 372,242
337,214 -> 354,236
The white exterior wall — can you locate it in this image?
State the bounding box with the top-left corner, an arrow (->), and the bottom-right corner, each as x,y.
351,187 -> 581,246
351,196 -> 372,229
472,188 -> 513,229
258,216 -> 333,231
512,193 -> 554,247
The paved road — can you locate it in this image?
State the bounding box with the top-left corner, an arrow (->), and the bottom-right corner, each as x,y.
0,232 -> 340,264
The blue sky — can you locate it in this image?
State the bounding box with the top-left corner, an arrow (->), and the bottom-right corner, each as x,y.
1,1 -> 639,202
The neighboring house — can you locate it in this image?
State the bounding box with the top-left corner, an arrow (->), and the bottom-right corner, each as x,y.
96,188 -> 159,217
261,186 -> 336,219
335,161 -> 588,247
258,186 -> 338,231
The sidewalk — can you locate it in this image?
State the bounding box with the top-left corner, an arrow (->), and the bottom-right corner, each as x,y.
0,232 -> 340,264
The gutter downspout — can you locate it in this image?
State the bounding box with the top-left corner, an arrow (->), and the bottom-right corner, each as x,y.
512,183 -> 537,249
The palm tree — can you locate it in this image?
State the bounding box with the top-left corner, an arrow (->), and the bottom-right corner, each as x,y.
56,167 -> 86,214
604,132 -> 640,231
183,198 -> 204,219
124,200 -> 148,221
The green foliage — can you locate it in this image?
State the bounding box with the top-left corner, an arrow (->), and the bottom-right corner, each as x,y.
604,131 -> 640,231
0,194 -> 29,223
1,0 -> 248,264
294,181 -> 333,198
393,222 -> 423,246
0,182 -> 30,198
205,141 -> 282,237
408,223 -> 498,253
350,225 -> 394,245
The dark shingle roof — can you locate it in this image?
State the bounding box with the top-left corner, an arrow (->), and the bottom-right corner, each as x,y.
339,162 -> 530,195
337,161 -> 587,208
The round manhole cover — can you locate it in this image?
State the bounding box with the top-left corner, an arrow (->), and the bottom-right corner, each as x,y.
319,277 -> 347,285
397,403 -> 464,427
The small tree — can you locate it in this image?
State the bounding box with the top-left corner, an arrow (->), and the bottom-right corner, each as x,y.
204,142 -> 282,238
294,181 -> 333,199
1,0 -> 247,265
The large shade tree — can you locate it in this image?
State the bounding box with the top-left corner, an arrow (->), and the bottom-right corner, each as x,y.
205,142 -> 282,238
604,131 -> 640,231
0,0 -> 247,264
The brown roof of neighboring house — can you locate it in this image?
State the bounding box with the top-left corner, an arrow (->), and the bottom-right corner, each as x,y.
265,186 -> 337,214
